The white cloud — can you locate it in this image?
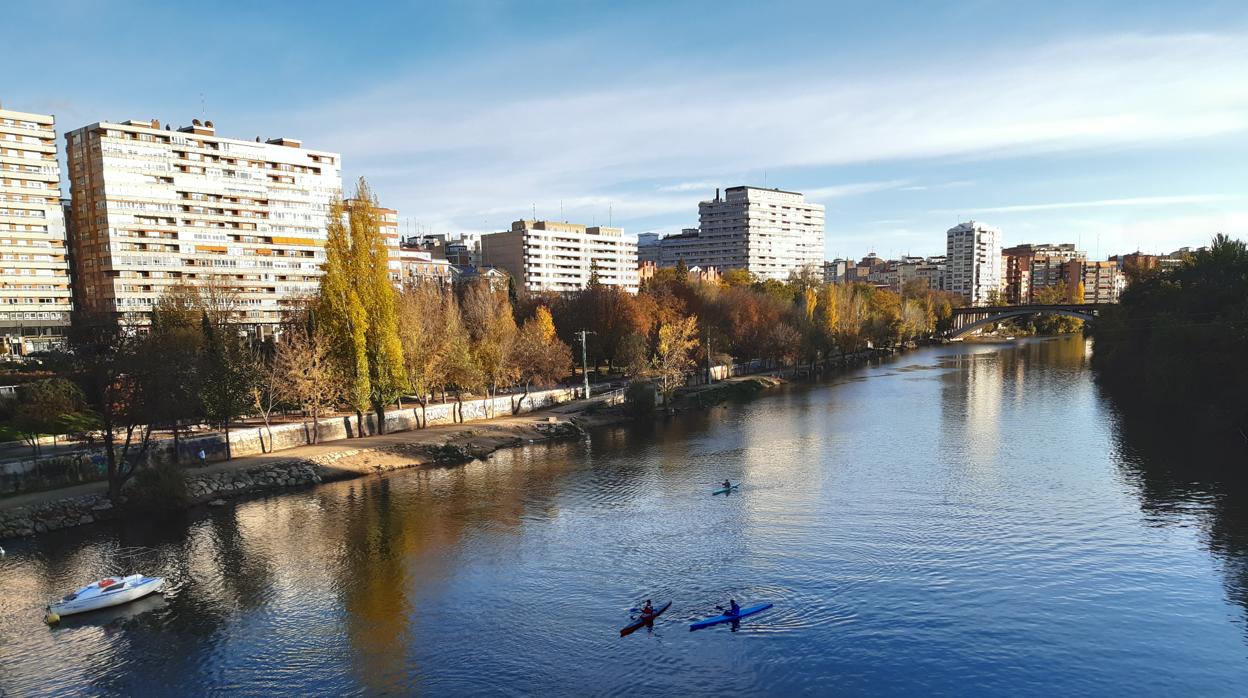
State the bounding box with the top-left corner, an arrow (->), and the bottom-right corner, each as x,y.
657,181 -> 719,193
932,194 -> 1242,215
806,180 -> 912,201
289,31 -> 1248,234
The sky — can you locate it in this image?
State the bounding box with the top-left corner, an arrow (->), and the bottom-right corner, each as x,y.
5,0 -> 1248,258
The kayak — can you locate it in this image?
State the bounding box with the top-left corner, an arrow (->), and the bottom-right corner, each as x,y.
689,603 -> 773,631
712,483 -> 740,495
620,601 -> 671,636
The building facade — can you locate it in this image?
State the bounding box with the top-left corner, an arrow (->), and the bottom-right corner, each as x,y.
946,221 -> 1001,306
65,118 -> 341,327
480,219 -> 638,293
0,107 -> 73,353
1081,260 -> 1125,304
395,244 -> 454,288
694,186 -> 825,281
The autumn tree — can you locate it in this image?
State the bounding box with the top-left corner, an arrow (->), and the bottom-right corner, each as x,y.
396,281 -> 445,427
510,305 -> 573,413
319,179 -> 408,434
435,290 -> 481,422
653,315 -> 700,411
274,323 -> 343,444
462,279 -> 518,414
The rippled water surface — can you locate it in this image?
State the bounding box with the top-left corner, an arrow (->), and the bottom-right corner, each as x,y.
3,336 -> 1248,696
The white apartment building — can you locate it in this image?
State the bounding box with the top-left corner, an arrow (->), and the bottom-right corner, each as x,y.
946,221 -> 1002,306
0,107 -> 73,353
480,219 -> 638,293
65,118 -> 341,326
695,186 -> 825,281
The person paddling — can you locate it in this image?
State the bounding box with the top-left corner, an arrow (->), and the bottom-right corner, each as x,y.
639,599 -> 656,619
716,598 -> 741,616
722,479 -> 732,490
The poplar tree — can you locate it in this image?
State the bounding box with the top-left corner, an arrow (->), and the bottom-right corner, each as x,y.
318,178 -> 407,434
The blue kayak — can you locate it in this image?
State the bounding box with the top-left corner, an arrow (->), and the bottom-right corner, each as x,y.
712,483 -> 740,495
689,603 -> 773,631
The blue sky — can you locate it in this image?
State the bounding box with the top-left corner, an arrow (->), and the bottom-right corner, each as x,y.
6,0 -> 1247,258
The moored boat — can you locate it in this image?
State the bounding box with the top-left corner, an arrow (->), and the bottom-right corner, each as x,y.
47,574 -> 165,623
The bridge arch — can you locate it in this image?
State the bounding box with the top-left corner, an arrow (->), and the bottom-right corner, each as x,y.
949,308 -> 1097,339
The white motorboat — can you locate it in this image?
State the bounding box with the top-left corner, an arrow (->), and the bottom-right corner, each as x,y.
47,574 -> 165,621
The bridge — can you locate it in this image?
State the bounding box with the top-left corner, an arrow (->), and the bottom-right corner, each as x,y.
947,303 -> 1112,338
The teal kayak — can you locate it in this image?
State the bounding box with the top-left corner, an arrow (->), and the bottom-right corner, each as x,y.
712,483 -> 740,495
689,603 -> 773,631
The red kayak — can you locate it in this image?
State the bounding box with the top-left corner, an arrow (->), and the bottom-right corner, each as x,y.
619,601 -> 672,636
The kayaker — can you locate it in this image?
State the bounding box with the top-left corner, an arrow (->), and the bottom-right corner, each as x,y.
722,479 -> 731,490
640,600 -> 655,619
728,598 -> 740,616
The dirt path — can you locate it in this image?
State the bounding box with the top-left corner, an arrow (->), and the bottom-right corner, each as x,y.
0,403 -> 599,513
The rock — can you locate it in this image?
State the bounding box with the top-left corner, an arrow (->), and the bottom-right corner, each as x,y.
78,515 -> 94,526
208,499 -> 226,507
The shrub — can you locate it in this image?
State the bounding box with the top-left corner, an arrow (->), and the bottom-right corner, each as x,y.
624,381 -> 655,417
125,462 -> 189,515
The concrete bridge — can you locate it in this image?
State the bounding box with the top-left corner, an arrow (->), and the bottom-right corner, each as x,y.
947,303 -> 1112,338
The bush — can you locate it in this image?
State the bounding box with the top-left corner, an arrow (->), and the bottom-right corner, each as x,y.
125,462 -> 189,515
624,381 -> 655,417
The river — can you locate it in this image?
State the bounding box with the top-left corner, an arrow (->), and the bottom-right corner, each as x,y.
2,335 -> 1247,696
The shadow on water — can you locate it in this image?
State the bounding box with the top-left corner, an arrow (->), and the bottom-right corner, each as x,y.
1102,383 -> 1248,628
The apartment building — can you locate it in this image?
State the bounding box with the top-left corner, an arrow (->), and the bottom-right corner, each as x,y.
395,242 -> 454,288
1082,260 -> 1125,304
694,186 -> 825,281
0,107 -> 73,353
946,221 -> 1001,306
480,219 -> 638,293
64,118 -> 342,327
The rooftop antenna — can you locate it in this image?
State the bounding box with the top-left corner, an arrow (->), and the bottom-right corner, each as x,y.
532,203 -> 536,221
200,92 -> 206,119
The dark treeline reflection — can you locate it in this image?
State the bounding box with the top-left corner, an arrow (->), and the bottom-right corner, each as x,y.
1104,380 -> 1248,623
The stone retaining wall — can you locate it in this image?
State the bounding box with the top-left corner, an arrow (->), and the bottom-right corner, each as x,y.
1,387 -> 579,483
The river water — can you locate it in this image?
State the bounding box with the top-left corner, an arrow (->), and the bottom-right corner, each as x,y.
2,336 -> 1247,696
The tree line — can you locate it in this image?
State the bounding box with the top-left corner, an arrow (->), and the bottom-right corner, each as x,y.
1,177 -> 961,500
1090,234 -> 1248,439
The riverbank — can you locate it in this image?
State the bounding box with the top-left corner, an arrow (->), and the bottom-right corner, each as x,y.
0,354 -> 890,541
0,407 -> 589,540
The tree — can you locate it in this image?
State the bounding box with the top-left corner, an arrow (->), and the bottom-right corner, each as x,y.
396,281 -> 445,427
720,268 -> 753,287
653,315 -> 700,411
462,279 -> 519,414
200,313 -> 253,460
148,286 -> 208,462
245,344 -> 282,453
435,290 -> 481,422
6,378 -> 89,460
511,306 -> 574,413
318,179 -> 408,435
274,323 -> 343,444
69,317 -> 158,502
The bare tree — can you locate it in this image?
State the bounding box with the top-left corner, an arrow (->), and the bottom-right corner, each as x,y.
274,324 -> 343,444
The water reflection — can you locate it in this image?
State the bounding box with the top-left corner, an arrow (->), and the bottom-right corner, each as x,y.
2,336 -> 1248,696
1105,388 -> 1248,627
